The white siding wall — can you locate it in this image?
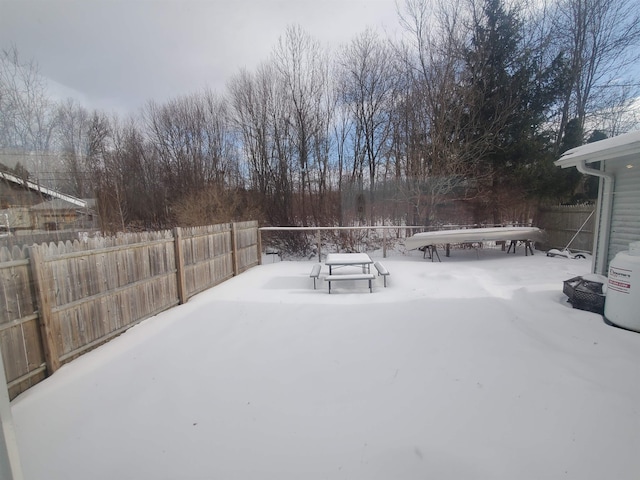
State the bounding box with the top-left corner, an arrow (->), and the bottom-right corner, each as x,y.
607,157 -> 640,266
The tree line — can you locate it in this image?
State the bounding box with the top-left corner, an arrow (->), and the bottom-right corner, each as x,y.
1,0 -> 639,233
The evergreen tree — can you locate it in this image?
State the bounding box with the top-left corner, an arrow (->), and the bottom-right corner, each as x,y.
464,0 -> 565,220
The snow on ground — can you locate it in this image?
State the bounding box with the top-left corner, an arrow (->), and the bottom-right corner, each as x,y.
11,247 -> 640,480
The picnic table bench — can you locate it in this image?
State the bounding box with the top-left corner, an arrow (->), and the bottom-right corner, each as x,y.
374,261 -> 390,287
324,273 -> 376,293
310,263 -> 322,289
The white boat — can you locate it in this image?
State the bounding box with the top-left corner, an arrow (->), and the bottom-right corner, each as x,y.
405,226 -> 545,251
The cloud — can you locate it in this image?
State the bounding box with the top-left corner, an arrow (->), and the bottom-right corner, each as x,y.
1,0 -> 399,114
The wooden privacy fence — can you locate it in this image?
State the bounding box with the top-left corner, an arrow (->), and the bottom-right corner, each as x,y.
0,221 -> 259,400
535,205 -> 596,252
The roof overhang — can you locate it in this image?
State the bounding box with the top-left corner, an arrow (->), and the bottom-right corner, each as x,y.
555,130 -> 640,169
0,171 -> 87,207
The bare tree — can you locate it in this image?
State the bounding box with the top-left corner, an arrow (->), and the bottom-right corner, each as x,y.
0,46 -> 59,178
590,88 -> 640,136
56,99 -> 91,196
395,0 -> 497,224
552,0 -> 640,145
229,64 -> 293,224
337,28 -> 398,224
143,89 -> 238,224
272,25 -> 331,224
93,117 -> 130,232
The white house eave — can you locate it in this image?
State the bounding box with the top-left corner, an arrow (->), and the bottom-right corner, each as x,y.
555,130 -> 640,168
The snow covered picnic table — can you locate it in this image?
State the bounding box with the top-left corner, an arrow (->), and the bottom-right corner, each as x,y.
324,252 -> 373,274
323,253 -> 376,293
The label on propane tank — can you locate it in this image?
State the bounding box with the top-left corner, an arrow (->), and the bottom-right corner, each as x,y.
608,266 -> 632,294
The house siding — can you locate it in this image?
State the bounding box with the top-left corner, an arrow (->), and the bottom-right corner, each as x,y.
607,157 -> 640,267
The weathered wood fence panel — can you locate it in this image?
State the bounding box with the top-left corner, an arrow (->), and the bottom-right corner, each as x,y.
1,221 -> 259,400
0,246 -> 46,400
179,224 -> 234,299
234,221 -> 260,273
42,231 -> 180,366
536,206 -> 595,252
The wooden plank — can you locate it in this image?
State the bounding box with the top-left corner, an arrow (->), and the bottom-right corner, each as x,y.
0,259 -> 29,269
7,364 -> 46,390
0,329 -> 21,390
22,317 -> 45,375
28,246 -> 61,373
57,297 -> 178,363
8,365 -> 46,400
231,223 -> 239,276
1,250 -> 47,390
0,314 -> 38,333
54,273 -> 178,358
0,342 -> 26,478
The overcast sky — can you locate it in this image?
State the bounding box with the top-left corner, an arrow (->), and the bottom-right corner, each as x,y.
1,0 -> 400,115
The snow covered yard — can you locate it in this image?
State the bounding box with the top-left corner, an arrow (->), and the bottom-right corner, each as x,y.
11,248 -> 640,480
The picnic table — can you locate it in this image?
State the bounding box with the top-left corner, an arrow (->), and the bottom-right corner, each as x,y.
323,253 -> 376,293
324,253 -> 373,274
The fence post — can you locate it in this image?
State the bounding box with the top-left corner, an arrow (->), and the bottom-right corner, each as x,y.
28,246 -> 61,374
383,227 -> 387,258
231,223 -> 239,276
173,227 -> 187,304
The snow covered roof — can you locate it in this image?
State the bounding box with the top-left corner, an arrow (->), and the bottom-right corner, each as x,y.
0,171 -> 87,207
555,130 -> 640,168
30,198 -> 90,211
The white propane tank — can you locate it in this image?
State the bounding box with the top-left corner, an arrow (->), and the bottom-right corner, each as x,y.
605,241 -> 640,332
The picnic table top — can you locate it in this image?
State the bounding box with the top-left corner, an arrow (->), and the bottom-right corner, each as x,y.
324,253 -> 373,265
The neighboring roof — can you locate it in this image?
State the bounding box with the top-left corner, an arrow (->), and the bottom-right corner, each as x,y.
555,130 -> 640,168
0,171 -> 87,207
30,198 -> 91,211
